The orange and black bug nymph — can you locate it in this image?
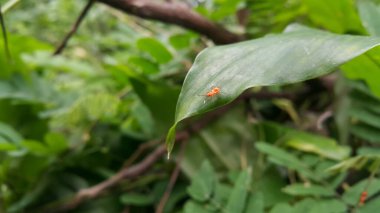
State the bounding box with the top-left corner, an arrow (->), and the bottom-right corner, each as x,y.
200,86 -> 221,103
206,87 -> 221,97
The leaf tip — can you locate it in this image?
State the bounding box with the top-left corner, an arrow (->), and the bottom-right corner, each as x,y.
165,124 -> 177,159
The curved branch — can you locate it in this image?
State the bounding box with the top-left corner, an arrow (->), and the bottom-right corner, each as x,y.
53,0 -> 95,55
96,0 -> 244,44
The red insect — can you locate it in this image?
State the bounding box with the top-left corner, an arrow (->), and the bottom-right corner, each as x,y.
206,87 -> 221,97
359,191 -> 368,206
200,86 -> 221,103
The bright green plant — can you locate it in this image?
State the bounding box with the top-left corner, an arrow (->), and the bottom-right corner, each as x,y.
1,0 -> 380,212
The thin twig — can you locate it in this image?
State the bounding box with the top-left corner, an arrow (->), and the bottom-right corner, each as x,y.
123,139 -> 160,168
156,139 -> 188,213
317,110 -> 333,130
0,4 -> 11,60
53,0 -> 94,55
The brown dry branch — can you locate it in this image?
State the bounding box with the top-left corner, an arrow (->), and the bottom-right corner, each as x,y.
51,145 -> 167,212
53,0 -> 243,55
96,0 -> 244,44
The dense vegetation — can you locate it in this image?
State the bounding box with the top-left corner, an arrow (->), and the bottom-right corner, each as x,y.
1,0 -> 380,212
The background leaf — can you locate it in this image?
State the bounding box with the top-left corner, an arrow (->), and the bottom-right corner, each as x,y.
187,161 -> 217,202
358,0 -> 380,36
225,170 -> 251,213
282,183 -> 335,197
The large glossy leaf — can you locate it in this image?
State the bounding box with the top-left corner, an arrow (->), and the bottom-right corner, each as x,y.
166,24 -> 380,154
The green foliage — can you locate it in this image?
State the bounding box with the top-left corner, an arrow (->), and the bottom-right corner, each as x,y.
136,37 -> 173,64
255,121 -> 350,160
282,184 -> 335,197
358,0 -> 380,36
185,161 -> 255,213
246,0 -> 304,37
304,0 -> 364,34
2,0 -> 380,212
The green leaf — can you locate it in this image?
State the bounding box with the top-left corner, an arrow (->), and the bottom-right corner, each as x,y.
184,201 -> 214,213
120,193 -> 154,206
121,100 -> 155,139
358,0 -> 380,36
359,196 -> 380,213
0,121 -> 23,142
341,52 -> 380,97
244,192 -> 264,213
270,203 -> 294,213
304,0 -> 364,33
166,124 -> 177,158
180,106 -> 252,166
21,140 -> 50,156
255,142 -> 316,179
284,131 -> 350,161
293,198 -> 317,213
0,34 -> 51,77
225,170 -> 251,213
351,123 -> 380,143
187,161 -> 217,202
212,183 -> 232,210
350,106 -> 380,129
169,33 -> 196,50
0,141 -> 17,151
309,199 -> 347,213
358,147 -> 380,155
255,168 -> 292,207
136,37 -> 173,64
282,183 -> 335,197
127,73 -> 180,135
44,132 -> 68,154
167,24 -> 380,152
327,156 -> 371,173
127,56 -> 159,74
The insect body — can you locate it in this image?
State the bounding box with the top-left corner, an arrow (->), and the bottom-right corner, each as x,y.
206,87 -> 221,97
201,86 -> 221,103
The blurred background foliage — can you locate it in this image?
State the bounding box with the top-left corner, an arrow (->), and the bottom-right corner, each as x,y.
1,0 -> 380,212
